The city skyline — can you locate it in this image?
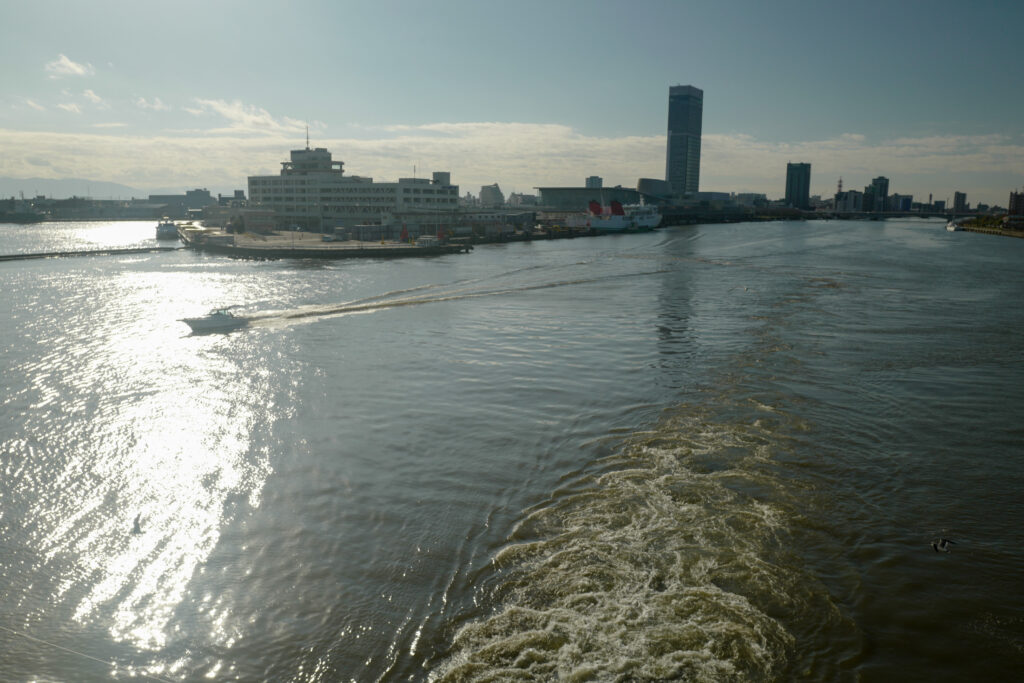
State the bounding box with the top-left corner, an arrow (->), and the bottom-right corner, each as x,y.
1,0 -> 1022,206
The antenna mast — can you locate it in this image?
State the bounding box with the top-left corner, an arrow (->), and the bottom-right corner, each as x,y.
306,124 -> 310,150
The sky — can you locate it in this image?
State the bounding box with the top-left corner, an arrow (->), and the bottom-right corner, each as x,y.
1,0 -> 1022,206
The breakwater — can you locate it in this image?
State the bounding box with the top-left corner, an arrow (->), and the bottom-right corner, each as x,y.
0,246 -> 183,262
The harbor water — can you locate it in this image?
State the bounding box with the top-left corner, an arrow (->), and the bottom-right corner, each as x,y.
1,219 -> 1022,681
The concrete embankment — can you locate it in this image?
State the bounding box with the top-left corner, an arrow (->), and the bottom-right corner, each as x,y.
191,241 -> 473,259
959,226 -> 1024,239
180,228 -> 472,259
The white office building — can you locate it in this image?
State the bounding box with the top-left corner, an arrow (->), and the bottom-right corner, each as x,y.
248,146 -> 458,231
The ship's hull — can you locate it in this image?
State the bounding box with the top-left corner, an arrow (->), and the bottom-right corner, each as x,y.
180,312 -> 248,333
156,222 -> 178,239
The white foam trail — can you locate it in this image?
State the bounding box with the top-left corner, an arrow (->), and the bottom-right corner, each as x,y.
435,403 -> 851,680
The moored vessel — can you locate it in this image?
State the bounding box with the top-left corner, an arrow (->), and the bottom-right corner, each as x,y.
565,200 -> 661,232
156,220 -> 178,239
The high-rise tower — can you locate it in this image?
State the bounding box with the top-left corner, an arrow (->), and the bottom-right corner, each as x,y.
665,85 -> 703,196
785,162 -> 812,209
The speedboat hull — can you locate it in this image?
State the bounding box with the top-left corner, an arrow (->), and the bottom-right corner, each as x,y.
181,311 -> 248,333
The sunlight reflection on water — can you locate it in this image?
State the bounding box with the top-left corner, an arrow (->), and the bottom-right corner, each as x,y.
19,264 -> 279,656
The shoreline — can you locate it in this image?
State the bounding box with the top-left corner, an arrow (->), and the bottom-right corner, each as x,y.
957,225 -> 1024,239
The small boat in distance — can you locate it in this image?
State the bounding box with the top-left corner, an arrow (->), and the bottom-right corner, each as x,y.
181,308 -> 248,333
156,220 -> 178,239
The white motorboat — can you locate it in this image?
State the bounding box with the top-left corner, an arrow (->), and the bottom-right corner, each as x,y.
180,308 -> 248,333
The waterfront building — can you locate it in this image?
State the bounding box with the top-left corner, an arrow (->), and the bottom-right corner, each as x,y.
636,178 -> 672,199
507,193 -> 538,207
872,176 -> 889,200
784,162 -> 812,209
696,191 -> 732,203
862,185 -> 876,213
934,200 -> 946,212
146,189 -> 216,219
585,176 -> 603,189
888,194 -> 912,212
1008,189 -> 1023,216
734,192 -> 768,207
861,177 -> 889,212
537,186 -> 644,211
248,146 -> 458,231
834,190 -> 864,212
479,183 -> 505,208
665,85 -> 703,196
217,190 -> 247,207
953,191 -> 967,213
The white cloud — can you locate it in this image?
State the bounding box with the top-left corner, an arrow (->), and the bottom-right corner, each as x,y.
45,54 -> 95,78
92,122 -> 127,128
0,123 -> 1019,206
83,89 -> 104,105
136,97 -> 170,111
24,99 -> 46,112
56,103 -> 82,114
187,99 -> 306,136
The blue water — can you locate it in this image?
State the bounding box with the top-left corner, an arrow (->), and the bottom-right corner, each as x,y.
1,219 -> 1022,681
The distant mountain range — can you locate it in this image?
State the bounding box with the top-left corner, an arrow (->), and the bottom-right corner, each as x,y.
0,177 -> 178,200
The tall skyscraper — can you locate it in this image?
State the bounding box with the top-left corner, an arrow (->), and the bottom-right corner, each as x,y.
785,162 -> 812,209
1009,189 -> 1024,216
666,85 -> 703,196
871,176 -> 889,212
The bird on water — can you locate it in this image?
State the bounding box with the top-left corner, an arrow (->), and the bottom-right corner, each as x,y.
132,513 -> 142,535
931,538 -> 955,552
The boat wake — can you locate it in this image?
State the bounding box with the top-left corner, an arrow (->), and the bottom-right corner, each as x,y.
243,267 -> 669,329
433,400 -> 858,681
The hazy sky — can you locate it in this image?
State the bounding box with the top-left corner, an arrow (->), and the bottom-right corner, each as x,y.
2,0 -> 1022,205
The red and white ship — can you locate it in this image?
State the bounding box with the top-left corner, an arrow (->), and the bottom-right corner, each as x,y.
566,200 -> 661,232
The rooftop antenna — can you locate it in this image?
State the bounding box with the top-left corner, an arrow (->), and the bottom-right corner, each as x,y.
305,124 -> 310,150
837,177 -> 843,194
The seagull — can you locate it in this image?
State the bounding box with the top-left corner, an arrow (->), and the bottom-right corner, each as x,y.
931,538 -> 955,553
132,513 -> 142,535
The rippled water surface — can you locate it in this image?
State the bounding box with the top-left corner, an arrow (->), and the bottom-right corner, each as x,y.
1,219 -> 1022,681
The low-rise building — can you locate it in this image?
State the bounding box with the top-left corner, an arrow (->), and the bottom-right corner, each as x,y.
537,186 -> 644,211
834,190 -> 863,212
479,183 -> 505,208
